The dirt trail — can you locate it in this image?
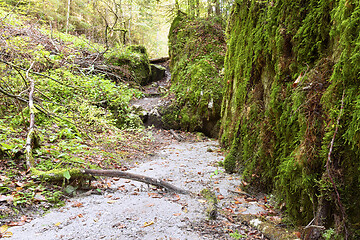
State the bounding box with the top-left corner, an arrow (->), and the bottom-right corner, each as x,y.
9,137 -> 267,240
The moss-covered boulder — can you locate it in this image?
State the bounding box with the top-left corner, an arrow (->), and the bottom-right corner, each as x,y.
106,45 -> 151,85
221,0 -> 360,237
166,14 -> 226,137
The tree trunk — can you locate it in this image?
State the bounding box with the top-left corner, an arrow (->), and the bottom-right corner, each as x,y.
66,0 -> 71,34
195,0 -> 200,17
215,0 -> 220,16
208,0 -> 213,17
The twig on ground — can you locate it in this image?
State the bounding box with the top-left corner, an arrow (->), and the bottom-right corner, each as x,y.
170,129 -> 184,142
0,0 -> 21,23
228,189 -> 255,199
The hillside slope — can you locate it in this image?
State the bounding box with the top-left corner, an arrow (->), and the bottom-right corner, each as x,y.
0,5 -> 159,219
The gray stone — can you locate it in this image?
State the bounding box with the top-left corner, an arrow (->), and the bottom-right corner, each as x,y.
150,64 -> 166,82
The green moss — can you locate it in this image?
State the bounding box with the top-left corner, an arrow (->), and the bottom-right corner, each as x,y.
220,0 -> 360,236
200,188 -> 218,220
167,15 -> 226,137
30,167 -> 87,181
223,145 -> 238,173
106,45 -> 151,85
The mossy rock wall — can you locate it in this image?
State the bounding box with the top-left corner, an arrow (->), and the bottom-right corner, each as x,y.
166,14 -> 226,137
220,0 -> 360,236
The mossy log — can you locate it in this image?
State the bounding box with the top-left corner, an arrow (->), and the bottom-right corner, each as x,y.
200,188 -> 218,219
31,168 -> 92,182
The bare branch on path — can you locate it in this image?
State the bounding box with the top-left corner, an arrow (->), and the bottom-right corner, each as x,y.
83,169 -> 190,195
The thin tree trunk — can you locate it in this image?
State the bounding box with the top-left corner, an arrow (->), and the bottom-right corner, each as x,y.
208,0 -> 213,17
195,0 -> 200,17
66,0 -> 71,34
128,0 -> 132,44
215,0 -> 220,16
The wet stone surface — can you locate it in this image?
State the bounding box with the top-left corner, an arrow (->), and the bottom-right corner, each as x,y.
9,139 -> 269,240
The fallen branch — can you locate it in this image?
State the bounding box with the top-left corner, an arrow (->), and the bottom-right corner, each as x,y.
170,129 -> 184,142
0,0 -> 21,23
25,62 -> 39,169
0,59 -> 81,90
228,189 -> 255,199
0,86 -> 91,140
82,169 -> 189,194
0,87 -> 28,103
309,89 -> 347,239
32,167 -> 190,196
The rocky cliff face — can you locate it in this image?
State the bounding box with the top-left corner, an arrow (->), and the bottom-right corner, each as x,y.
166,14 -> 226,137
220,0 -> 360,237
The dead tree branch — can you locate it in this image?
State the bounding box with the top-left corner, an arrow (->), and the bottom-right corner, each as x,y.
0,85 -> 92,140
308,90 -> 347,240
0,59 -> 81,90
25,62 -> 38,169
170,129 -> 184,142
82,169 -> 189,194
0,87 -> 28,102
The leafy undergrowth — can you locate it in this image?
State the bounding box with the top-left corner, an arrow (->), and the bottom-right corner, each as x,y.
0,4 -> 158,221
0,126 -> 159,222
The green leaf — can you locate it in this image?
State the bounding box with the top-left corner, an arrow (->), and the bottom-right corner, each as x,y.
64,185 -> 77,194
0,143 -> 12,150
63,170 -> 71,180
